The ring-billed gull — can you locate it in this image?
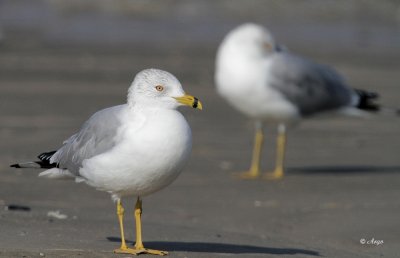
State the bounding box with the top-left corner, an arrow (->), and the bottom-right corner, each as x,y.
11,68 -> 203,255
215,23 -> 379,180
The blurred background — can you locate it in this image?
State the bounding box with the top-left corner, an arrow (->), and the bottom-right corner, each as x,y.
1,0 -> 400,50
1,1 -> 400,257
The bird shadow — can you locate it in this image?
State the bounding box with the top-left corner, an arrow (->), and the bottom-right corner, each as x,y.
107,237 -> 320,256
288,165 -> 400,174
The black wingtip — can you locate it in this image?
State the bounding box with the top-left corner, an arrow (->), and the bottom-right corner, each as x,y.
354,89 -> 380,112
11,150 -> 59,169
38,151 -> 57,161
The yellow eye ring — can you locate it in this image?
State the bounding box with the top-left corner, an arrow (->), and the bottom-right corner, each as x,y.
155,85 -> 164,92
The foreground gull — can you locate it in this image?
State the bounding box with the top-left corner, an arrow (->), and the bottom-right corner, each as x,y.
215,23 -> 379,180
11,68 -> 202,255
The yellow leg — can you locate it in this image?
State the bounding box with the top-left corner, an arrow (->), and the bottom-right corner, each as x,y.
235,123 -> 264,179
114,199 -> 129,252
114,198 -> 167,256
134,198 -> 144,250
264,124 -> 286,180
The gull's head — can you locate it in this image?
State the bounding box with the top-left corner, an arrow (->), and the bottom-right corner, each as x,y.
128,68 -> 202,110
221,23 -> 277,58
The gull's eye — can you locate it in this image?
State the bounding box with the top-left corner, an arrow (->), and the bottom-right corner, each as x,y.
155,85 -> 164,92
263,42 -> 272,51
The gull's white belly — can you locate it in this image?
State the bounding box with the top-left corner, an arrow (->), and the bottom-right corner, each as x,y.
221,86 -> 299,122
217,68 -> 299,123
79,110 -> 192,198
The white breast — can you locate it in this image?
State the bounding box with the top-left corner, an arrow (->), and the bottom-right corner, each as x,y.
216,54 -> 299,122
79,109 -> 192,198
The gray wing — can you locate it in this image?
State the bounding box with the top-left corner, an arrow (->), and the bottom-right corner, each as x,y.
50,105 -> 124,175
269,52 -> 354,116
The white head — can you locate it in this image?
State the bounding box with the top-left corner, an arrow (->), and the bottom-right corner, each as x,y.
128,68 -> 202,110
219,23 -> 277,59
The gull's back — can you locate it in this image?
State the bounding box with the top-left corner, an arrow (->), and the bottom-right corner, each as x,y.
50,105 -> 126,175
268,52 -> 355,116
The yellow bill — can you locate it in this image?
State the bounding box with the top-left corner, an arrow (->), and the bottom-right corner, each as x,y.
174,94 -> 203,110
